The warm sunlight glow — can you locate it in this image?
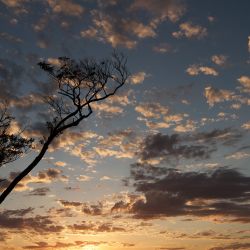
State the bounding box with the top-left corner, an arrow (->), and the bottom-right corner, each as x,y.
83,246 -> 98,250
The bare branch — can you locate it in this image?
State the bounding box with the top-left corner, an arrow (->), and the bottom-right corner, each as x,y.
0,51 -> 128,204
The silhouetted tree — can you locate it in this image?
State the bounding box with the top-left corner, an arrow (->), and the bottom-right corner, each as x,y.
0,52 -> 128,204
0,104 -> 33,168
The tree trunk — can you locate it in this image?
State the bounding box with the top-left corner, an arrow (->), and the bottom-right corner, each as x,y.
0,140 -> 51,204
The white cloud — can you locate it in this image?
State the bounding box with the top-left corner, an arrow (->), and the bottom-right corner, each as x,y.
242,121 -> 250,130
135,103 -> 169,119
47,0 -> 84,17
211,55 -> 227,66
173,22 -> 207,39
130,71 -> 149,84
204,86 -> 235,107
237,76 -> 250,93
226,151 -> 250,160
100,176 -> 111,181
54,161 -> 67,167
186,65 -> 218,76
81,10 -> 157,49
77,175 -> 92,182
153,43 -> 171,53
174,120 -> 197,133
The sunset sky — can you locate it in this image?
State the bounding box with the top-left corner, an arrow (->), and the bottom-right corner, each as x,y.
0,0 -> 250,249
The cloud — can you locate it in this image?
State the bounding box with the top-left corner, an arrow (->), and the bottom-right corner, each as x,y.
0,209 -> 64,233
173,22 -> 207,39
1,207 -> 34,217
156,248 -> 185,250
153,43 -> 172,53
82,203 -> 103,216
138,133 -> 213,162
94,128 -> 140,160
127,165 -> 250,221
1,0 -> 28,13
69,146 -> 97,166
46,0 -> 84,17
77,175 -> 92,182
248,36 -> 250,52
54,161 -> 66,167
237,76 -> 250,93
80,28 -> 98,38
174,120 -> 197,133
59,200 -> 104,216
225,151 -> 250,160
0,231 -> 8,242
1,0 -> 25,7
28,187 -> 50,196
106,90 -> 135,106
204,86 -> 235,107
59,200 -> 83,208
0,168 -> 68,192
9,94 -> 44,110
91,102 -> 123,117
130,71 -> 149,84
135,103 -> 169,119
0,58 -> 25,100
68,221 -> 126,233
142,113 -> 186,130
208,16 -> 215,22
81,1 -> 185,49
49,130 -> 98,152
0,32 -> 22,43
211,55 -> 228,66
186,65 -> 218,76
23,241 -> 76,249
208,242 -> 250,250
241,121 -> 250,129
81,9 -> 157,48
23,240 -> 105,249
127,20 -> 156,38
136,128 -> 242,164
130,0 -> 186,22
100,175 -> 111,180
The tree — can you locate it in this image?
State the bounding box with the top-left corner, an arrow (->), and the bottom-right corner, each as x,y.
0,104 -> 33,168
0,52 -> 128,204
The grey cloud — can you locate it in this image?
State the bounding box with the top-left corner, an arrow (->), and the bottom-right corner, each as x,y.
23,240 -> 107,249
189,128 -> 243,147
23,241 -> 77,249
28,187 -> 50,196
0,209 -> 64,233
82,203 -> 103,216
0,168 -> 68,193
130,0 -> 186,22
59,200 -> 104,216
126,164 -> 250,221
139,133 -> 213,162
68,221 -> 126,233
138,128 -> 244,163
2,207 -> 34,217
0,58 -> 24,100
208,242 -> 250,250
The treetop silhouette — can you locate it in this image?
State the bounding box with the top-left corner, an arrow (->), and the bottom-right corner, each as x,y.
0,51 -> 128,204
0,104 -> 33,168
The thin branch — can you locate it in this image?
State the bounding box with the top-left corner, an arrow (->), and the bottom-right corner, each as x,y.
0,52 -> 128,204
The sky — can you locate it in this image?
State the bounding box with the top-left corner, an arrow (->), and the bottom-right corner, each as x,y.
0,0 -> 250,249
